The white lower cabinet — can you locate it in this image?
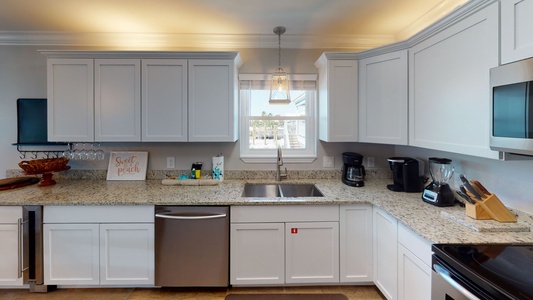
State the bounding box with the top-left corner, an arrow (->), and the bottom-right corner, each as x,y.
373,207 -> 398,300
340,204 -> 373,283
44,223 -> 100,285
99,224 -> 154,285
43,206 -> 154,286
0,206 -> 23,287
230,223 -> 285,285
230,205 -> 342,286
397,223 -> 432,300
285,222 -> 339,284
373,207 -> 432,300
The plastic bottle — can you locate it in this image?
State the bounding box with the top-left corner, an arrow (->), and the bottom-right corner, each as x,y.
191,168 -> 196,179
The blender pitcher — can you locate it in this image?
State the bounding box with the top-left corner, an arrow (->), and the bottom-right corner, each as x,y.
422,157 -> 456,206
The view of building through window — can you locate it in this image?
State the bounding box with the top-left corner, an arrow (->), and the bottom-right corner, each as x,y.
248,90 -> 307,150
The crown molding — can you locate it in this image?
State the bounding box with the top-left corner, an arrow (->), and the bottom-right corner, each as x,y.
0,31 -> 395,51
396,0 -> 471,41
356,0 -> 498,59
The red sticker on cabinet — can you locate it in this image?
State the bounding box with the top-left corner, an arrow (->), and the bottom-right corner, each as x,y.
291,228 -> 298,234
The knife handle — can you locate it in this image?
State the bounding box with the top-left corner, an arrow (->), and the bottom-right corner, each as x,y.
459,174 -> 482,200
471,180 -> 490,196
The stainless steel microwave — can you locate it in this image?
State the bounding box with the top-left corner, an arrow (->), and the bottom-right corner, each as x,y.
490,57 -> 533,156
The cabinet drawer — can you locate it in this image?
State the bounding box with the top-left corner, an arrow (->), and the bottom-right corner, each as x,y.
397,223 -> 431,267
44,206 -> 154,223
0,206 -> 22,223
231,205 -> 339,223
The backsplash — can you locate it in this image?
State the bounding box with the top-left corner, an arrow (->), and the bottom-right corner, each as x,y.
7,168 -> 391,180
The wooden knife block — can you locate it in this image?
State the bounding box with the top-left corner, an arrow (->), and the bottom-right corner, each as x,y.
465,193 -> 517,223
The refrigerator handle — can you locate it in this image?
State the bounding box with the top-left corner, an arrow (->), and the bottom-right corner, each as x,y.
155,213 -> 227,220
17,218 -> 29,278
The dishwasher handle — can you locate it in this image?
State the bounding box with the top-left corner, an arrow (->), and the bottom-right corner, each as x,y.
155,213 -> 227,220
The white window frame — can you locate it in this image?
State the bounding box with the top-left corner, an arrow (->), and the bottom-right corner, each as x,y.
239,74 -> 317,163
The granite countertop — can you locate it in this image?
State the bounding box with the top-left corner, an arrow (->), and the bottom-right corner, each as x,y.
1,177 -> 533,245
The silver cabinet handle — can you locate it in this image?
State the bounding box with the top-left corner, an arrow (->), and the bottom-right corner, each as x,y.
155,213 -> 227,220
17,218 -> 30,278
434,264 -> 480,300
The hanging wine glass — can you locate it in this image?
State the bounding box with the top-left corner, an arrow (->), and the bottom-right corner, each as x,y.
72,143 -> 80,160
62,143 -> 73,159
87,143 -> 96,161
95,143 -> 105,160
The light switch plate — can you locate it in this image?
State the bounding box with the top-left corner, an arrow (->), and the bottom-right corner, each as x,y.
323,156 -> 334,168
367,157 -> 375,168
166,157 -> 175,169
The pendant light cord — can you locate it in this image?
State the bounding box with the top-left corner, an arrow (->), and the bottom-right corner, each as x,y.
278,31 -> 281,70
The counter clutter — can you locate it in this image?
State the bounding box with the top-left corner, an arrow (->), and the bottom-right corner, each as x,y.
1,172 -> 532,245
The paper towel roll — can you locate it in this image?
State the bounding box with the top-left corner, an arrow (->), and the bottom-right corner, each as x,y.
212,156 -> 224,181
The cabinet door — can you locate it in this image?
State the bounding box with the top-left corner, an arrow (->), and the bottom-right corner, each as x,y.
100,223 -> 154,286
230,223 -> 285,285
44,223 -> 100,285
47,59 -> 94,142
0,224 -> 22,286
95,59 -> 141,141
340,205 -> 373,283
317,59 -> 358,142
142,59 -> 188,142
409,3 -> 499,159
373,207 -> 397,300
501,0 -> 533,64
285,222 -> 339,284
188,59 -> 237,142
397,244 -> 431,300
359,50 -> 408,145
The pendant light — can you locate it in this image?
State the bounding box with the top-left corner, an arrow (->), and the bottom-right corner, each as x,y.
269,26 -> 291,104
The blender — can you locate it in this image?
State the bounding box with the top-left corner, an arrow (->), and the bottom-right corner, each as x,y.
422,157 -> 456,206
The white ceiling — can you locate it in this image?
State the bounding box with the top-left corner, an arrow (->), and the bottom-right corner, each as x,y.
0,0 -> 469,50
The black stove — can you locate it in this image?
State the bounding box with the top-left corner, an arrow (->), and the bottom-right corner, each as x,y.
432,244 -> 533,300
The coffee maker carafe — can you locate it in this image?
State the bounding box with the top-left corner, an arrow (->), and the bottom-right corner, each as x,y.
422,157 -> 455,206
342,152 -> 365,187
387,157 -> 424,192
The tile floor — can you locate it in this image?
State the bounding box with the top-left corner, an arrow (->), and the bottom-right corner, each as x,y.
0,286 -> 386,300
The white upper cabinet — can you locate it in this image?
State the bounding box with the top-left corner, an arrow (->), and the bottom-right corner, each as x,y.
501,0 -> 533,64
44,51 -> 241,143
359,50 -> 408,145
315,53 -> 358,142
142,59 -> 188,142
95,59 -> 141,142
408,2 -> 499,159
188,59 -> 238,142
47,59 -> 94,142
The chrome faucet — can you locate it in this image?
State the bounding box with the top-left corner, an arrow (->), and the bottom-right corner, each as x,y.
276,146 -> 288,181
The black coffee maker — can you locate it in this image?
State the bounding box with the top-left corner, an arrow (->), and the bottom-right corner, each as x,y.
387,157 -> 424,192
342,152 -> 365,187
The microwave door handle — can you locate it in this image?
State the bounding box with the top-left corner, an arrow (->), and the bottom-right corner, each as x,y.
434,264 -> 481,300
155,213 -> 227,220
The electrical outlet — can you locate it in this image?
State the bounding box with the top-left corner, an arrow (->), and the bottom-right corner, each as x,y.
323,156 -> 334,168
367,157 -> 375,168
166,157 -> 175,169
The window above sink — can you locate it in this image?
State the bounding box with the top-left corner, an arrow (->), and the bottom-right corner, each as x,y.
239,74 -> 317,164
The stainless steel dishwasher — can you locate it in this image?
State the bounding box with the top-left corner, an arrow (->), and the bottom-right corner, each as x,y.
154,206 -> 229,287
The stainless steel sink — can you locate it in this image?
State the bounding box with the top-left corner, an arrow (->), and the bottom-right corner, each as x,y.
242,184 -> 323,197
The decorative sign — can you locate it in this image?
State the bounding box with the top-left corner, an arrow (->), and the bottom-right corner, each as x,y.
106,151 -> 148,180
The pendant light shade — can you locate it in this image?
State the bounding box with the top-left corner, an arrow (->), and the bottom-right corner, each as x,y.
269,26 -> 291,104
